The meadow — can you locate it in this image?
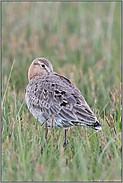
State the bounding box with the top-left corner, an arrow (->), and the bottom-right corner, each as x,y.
1,2 -> 122,181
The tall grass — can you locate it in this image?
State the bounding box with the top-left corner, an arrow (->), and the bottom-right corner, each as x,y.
1,2 -> 122,181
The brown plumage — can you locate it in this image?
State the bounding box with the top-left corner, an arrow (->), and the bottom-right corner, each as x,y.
25,58 -> 101,141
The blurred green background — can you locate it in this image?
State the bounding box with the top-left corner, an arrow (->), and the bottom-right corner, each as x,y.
1,2 -> 122,181
2,2 -> 121,109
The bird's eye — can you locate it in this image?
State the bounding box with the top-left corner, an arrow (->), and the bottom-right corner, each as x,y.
41,64 -> 45,68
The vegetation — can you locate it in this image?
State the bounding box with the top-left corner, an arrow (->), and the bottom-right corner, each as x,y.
1,2 -> 122,181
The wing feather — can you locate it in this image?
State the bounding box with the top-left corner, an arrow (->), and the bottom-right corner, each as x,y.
25,74 -> 101,130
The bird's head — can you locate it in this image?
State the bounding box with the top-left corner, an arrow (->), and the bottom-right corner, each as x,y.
28,57 -> 53,81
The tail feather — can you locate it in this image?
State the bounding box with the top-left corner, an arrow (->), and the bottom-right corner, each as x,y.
85,120 -> 102,131
72,120 -> 102,131
93,120 -> 102,130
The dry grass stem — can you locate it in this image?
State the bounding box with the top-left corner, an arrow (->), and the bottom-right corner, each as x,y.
31,150 -> 34,160
53,130 -> 59,140
33,125 -> 35,132
51,115 -> 54,129
70,72 -> 75,84
8,144 -> 12,151
4,75 -> 7,87
109,91 -> 114,102
38,126 -> 41,135
6,136 -> 9,144
109,114 -> 115,127
105,116 -> 111,128
68,127 -> 71,138
110,100 -> 113,108
11,118 -> 14,130
6,157 -> 10,167
81,127 -> 85,140
47,130 -> 51,142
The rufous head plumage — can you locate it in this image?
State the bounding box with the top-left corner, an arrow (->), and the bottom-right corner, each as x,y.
28,58 -> 53,81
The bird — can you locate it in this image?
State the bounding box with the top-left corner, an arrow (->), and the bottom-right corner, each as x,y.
25,57 -> 102,146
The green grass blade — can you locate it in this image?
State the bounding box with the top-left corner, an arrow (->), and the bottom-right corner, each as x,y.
1,59 -> 15,109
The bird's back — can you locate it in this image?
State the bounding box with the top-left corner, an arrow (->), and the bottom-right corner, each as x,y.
25,72 -> 101,130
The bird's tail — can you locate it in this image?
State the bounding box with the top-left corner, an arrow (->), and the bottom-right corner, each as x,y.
85,120 -> 102,131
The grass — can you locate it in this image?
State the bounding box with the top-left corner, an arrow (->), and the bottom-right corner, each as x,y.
1,2 -> 122,181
